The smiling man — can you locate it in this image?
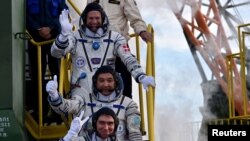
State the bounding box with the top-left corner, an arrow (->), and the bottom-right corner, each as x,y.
61,107 -> 119,141
50,2 -> 155,97
47,65 -> 144,140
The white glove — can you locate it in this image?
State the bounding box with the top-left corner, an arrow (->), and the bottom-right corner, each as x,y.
46,75 -> 59,100
138,75 -> 156,92
63,110 -> 89,141
59,9 -> 73,36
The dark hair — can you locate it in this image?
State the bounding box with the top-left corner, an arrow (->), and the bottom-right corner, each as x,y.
80,2 -> 106,25
92,107 -> 119,132
92,65 -> 123,95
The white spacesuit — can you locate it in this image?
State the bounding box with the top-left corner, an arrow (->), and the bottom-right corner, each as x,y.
47,4 -> 155,140
51,2 -> 150,94
86,0 -> 153,99
60,107 -> 119,141
48,65 -> 142,141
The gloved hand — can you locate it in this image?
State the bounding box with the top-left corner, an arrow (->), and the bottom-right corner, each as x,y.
46,75 -> 59,100
138,75 -> 156,92
63,110 -> 89,141
59,9 -> 73,36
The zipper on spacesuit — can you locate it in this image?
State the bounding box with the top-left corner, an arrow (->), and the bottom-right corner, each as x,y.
88,93 -> 95,114
100,31 -> 112,66
115,95 -> 125,116
78,30 -> 112,72
78,31 -> 93,72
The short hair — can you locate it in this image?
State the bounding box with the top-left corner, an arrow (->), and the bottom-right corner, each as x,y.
92,107 -> 119,132
80,2 -> 105,25
92,65 -> 123,95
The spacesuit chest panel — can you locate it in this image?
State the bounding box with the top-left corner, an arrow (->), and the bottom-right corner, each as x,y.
85,98 -> 126,120
69,30 -> 121,92
74,36 -> 116,71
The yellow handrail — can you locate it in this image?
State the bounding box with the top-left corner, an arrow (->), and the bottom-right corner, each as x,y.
25,31 -> 68,140
226,23 -> 250,119
237,23 -> 250,116
28,37 -> 54,128
146,24 -> 155,141
68,0 -> 81,15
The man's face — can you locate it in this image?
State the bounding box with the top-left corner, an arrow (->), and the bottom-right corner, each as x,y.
96,73 -> 115,96
86,11 -> 102,32
96,115 -> 115,139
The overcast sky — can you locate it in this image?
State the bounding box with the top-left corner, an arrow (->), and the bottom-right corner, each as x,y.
135,0 -> 250,140
135,1 -> 203,140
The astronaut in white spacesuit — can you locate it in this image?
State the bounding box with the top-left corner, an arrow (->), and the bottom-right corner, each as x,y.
86,0 -> 153,99
60,107 -> 119,141
50,2 -> 155,95
47,65 -> 143,141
